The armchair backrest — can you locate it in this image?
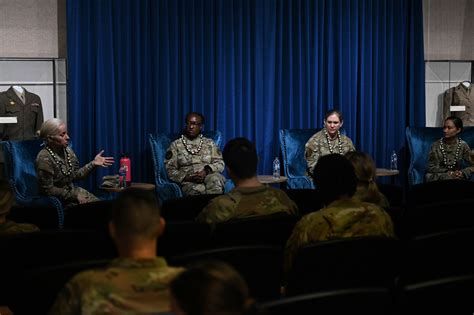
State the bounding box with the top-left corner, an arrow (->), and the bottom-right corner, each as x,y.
2,139 -> 65,228
406,126 -> 474,186
148,131 -> 223,201
3,139 -> 43,199
279,129 -> 318,179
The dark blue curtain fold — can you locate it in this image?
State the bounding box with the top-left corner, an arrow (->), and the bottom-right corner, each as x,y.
67,0 -> 425,189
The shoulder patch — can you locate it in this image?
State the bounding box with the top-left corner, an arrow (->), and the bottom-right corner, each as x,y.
165,150 -> 173,160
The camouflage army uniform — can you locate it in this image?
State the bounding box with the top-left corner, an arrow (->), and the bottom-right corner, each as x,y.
425,138 -> 474,182
196,185 -> 298,224
352,185 -> 390,209
165,135 -> 225,195
0,220 -> 39,234
36,146 -> 99,207
304,129 -> 355,175
49,257 -> 185,315
284,198 -> 394,272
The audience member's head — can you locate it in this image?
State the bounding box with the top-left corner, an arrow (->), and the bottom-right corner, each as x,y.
223,137 -> 258,180
0,179 -> 15,220
109,188 -> 165,250
312,154 -> 357,205
170,260 -> 254,315
345,151 -> 384,204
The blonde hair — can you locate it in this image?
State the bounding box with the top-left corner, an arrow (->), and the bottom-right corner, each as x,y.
39,118 -> 65,140
345,151 -> 383,205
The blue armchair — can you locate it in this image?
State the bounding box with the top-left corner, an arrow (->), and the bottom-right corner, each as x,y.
279,129 -> 318,189
149,131 -> 223,202
406,126 -> 474,186
2,139 -> 64,228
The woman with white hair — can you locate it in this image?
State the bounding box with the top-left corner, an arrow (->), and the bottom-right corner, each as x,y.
35,118 -> 114,207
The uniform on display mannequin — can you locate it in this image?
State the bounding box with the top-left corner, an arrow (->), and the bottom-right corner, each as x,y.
0,85 -> 44,177
443,81 -> 473,126
0,85 -> 44,141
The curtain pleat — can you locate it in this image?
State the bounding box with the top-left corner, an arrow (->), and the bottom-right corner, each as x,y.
67,0 -> 425,189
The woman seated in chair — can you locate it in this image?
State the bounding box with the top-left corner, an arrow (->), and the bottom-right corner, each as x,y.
304,109 -> 355,175
425,116 -> 474,182
345,151 -> 390,209
35,118 -> 115,207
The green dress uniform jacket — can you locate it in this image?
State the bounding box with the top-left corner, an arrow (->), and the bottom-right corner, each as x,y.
443,83 -> 474,126
49,257 -> 185,315
0,87 -> 43,141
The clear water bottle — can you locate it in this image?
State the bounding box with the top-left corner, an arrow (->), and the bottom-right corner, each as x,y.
119,165 -> 127,188
390,150 -> 398,170
273,157 -> 280,179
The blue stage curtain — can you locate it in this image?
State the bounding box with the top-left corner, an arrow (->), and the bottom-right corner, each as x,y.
67,0 -> 425,189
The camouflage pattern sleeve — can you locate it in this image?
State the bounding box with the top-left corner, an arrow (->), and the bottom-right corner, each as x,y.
164,141 -> 187,183
344,136 -> 356,152
206,140 -> 225,173
274,190 -> 299,215
460,141 -> 474,179
196,195 -> 236,224
48,274 -> 82,315
305,134 -> 321,175
69,148 -> 96,180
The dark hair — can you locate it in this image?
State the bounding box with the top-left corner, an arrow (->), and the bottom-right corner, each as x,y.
112,188 -> 162,239
185,112 -> 205,125
325,109 -> 343,122
312,154 -> 357,205
170,260 -> 251,315
345,151 -> 383,205
223,137 -> 258,179
445,116 -> 463,131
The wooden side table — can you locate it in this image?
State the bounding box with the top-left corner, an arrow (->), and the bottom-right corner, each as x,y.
100,182 -> 156,193
375,168 -> 399,177
257,175 -> 288,184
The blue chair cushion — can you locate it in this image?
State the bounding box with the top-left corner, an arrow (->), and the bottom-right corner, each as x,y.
2,139 -> 64,228
406,126 -> 474,186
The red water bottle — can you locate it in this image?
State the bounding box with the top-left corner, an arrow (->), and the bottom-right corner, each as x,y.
120,153 -> 132,186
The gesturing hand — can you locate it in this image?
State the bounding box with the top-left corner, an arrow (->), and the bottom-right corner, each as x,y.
92,150 -> 115,167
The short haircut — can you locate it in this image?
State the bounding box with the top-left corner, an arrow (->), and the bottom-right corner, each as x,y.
325,109 -> 343,122
185,112 -> 205,125
39,118 -> 65,139
223,137 -> 257,179
170,260 -> 250,315
446,115 -> 463,131
312,154 -> 357,205
111,188 -> 162,239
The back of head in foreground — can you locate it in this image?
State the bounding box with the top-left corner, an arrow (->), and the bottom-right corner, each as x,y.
223,137 -> 258,180
110,188 -> 164,256
345,151 -> 385,206
170,260 -> 255,315
311,154 -> 357,206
